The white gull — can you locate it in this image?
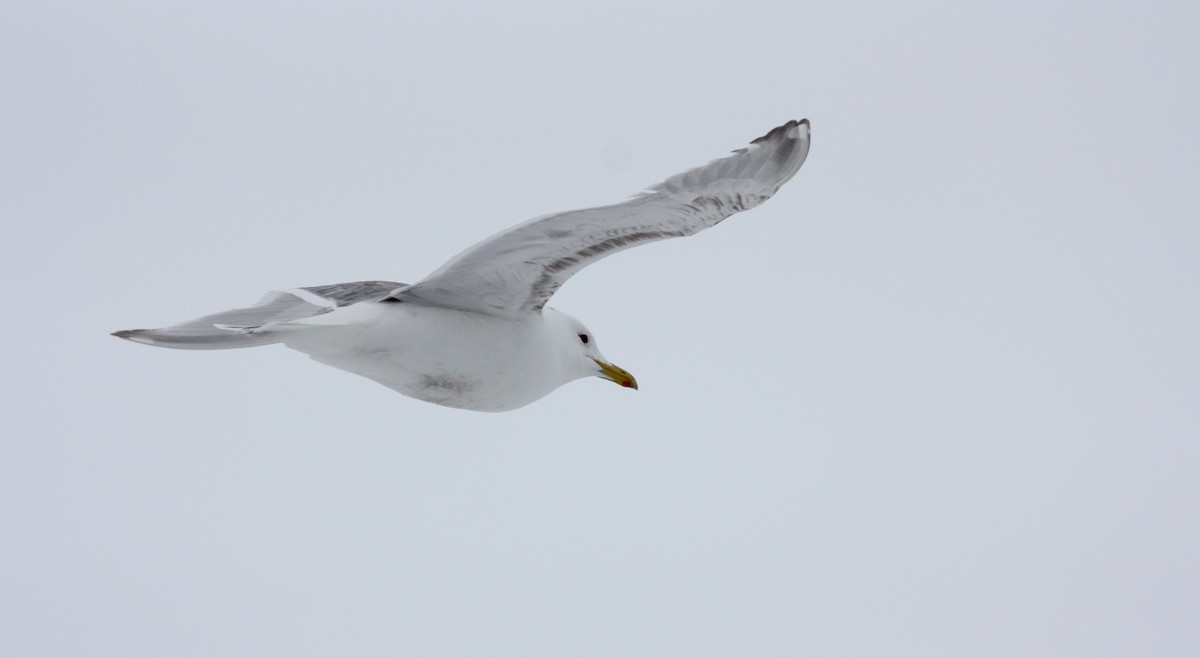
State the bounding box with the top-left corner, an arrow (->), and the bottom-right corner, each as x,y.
114,120 -> 811,411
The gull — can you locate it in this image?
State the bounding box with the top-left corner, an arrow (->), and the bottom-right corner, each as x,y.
114,119 -> 811,411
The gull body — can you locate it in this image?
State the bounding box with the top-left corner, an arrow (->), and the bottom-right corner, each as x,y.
278,304 -> 620,412
114,120 -> 810,411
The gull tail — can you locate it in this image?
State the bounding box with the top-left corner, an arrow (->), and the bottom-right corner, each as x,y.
112,281 -> 403,350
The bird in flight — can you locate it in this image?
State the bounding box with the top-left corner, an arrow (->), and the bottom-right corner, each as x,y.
114,119 -> 811,411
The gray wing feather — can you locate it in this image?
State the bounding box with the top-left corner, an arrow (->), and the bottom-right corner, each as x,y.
112,280 -> 404,350
300,280 -> 405,306
398,120 -> 810,316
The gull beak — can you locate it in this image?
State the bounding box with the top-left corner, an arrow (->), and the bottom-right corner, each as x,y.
593,358 -> 638,390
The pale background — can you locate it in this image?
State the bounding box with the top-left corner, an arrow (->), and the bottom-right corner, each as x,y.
3,2 -> 1198,656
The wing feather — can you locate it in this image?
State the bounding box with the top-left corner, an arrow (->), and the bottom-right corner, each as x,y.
399,120 -> 810,316
111,280 -> 405,349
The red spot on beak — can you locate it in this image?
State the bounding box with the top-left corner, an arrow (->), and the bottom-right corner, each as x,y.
621,380 -> 633,388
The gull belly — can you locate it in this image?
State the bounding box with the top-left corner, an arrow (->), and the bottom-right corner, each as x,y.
278,303 -> 569,412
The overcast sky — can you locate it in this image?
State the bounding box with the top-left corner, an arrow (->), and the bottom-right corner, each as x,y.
3,2 -> 1198,657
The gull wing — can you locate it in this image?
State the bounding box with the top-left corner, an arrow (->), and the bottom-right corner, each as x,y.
112,281 -> 403,349
396,119 -> 811,316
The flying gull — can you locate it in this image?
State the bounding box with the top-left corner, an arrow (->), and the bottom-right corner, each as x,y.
114,119 -> 811,411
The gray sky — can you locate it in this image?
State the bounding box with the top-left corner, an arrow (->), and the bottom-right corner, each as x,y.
3,2 -> 1198,656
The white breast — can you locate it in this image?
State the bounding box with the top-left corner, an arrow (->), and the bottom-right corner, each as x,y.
277,303 -> 574,411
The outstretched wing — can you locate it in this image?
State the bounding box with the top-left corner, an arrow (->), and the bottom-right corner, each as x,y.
112,280 -> 403,349
395,119 -> 811,316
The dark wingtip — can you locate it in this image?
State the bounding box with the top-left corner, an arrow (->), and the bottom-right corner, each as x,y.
751,119 -> 809,145
111,329 -> 139,340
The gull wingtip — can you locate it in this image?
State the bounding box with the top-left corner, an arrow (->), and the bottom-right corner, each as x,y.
752,118 -> 811,145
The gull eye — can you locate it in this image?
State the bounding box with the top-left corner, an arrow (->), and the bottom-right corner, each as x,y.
578,333 -> 589,344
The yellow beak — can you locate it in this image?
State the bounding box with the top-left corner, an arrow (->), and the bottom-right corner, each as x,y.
593,358 -> 638,390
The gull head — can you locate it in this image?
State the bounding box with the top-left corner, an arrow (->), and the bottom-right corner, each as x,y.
544,308 -> 638,391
